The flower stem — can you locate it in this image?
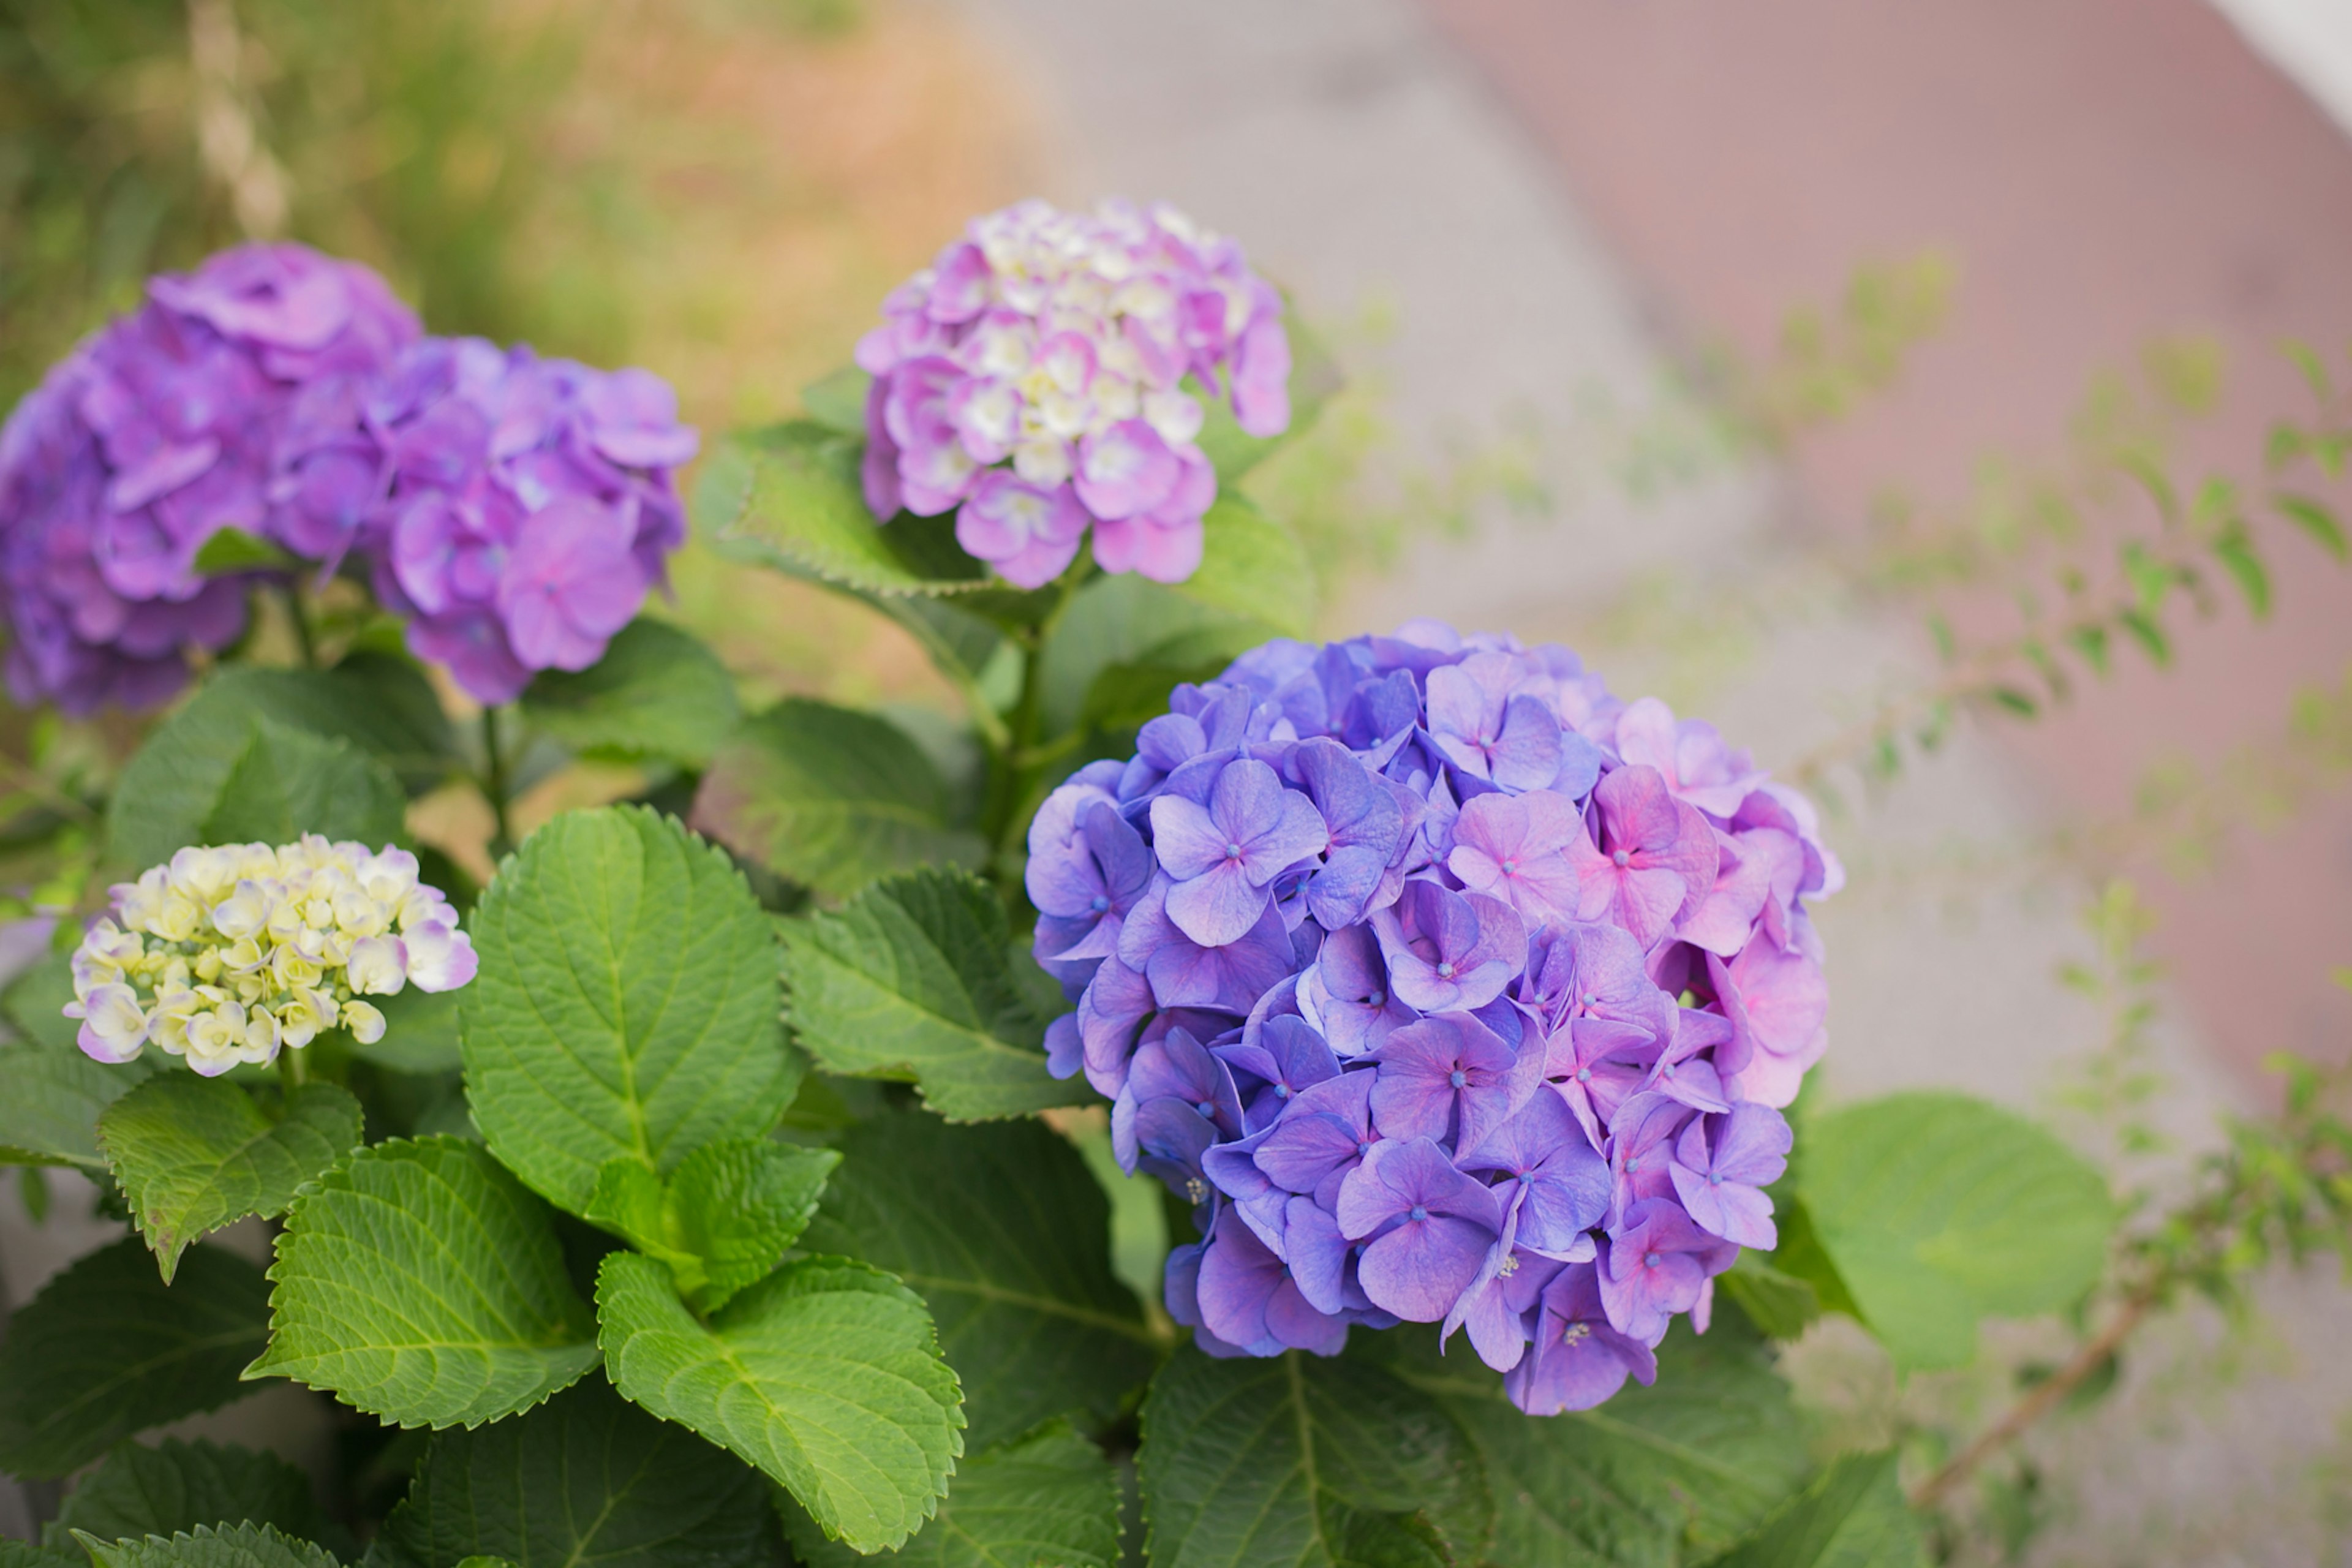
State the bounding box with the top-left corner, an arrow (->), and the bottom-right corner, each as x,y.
279,1044 -> 308,1093
482,707 -> 516,862
281,582 -> 319,669
1909,1285 -> 2155,1509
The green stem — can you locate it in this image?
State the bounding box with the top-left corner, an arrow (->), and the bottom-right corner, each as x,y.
281,582 -> 319,669
482,707 -> 516,862
279,1045 -> 307,1093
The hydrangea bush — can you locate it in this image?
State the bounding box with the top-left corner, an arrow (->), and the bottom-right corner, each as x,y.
0,224 -> 2135,1568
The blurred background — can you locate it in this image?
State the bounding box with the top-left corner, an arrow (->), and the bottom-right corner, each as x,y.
5,0 -> 2351,1560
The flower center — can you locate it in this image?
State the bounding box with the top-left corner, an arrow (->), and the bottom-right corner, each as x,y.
1226,842 -> 1244,859
1195,1099 -> 1216,1118
1498,1254 -> 1520,1277
1643,1251 -> 1662,1268
1363,990 -> 1384,1006
1436,961 -> 1455,978
1709,1170 -> 1724,1185
1518,1171 -> 1536,1184
1185,1177 -> 1207,1204
1576,1068 -> 1591,1082
1501,858 -> 1518,875
1449,1069 -> 1467,1088
1612,848 -> 1630,867
1624,1156 -> 1640,1174
1409,1205 -> 1429,1222
1581,992 -> 1599,1008
1275,1083 -> 1292,1098
1562,1322 -> 1591,1345
1357,1140 -> 1373,1156
1091,894 -> 1110,912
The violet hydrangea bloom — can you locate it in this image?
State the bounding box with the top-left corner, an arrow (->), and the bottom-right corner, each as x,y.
856,198 -> 1291,588
353,337 -> 698,704
1025,620 -> 1839,1414
0,244 -> 417,713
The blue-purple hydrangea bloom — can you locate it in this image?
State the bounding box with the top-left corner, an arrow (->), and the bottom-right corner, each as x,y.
0,243 -> 699,714
0,244 -> 417,713
337,337 -> 698,703
858,198 -> 1291,589
1027,622 -> 1841,1414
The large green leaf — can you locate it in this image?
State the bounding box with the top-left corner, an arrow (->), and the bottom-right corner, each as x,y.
1170,496 -> 1317,639
582,1137 -> 840,1314
74,1523 -> 337,1568
460,806 -> 799,1216
1379,1317 -> 1811,1566
519,620 -> 741,770
690,700 -> 986,900
247,1137 -> 598,1429
596,1250 -> 965,1556
4,949 -> 81,1050
47,1439 -> 322,1549
783,1420 -> 1121,1568
107,658 -> 458,870
0,1238 -> 270,1479
1137,1347 -> 1492,1568
0,1543 -> 75,1568
1034,574 -> 1270,740
695,421 -> 989,598
110,710 -> 405,873
0,1038 -> 154,1169
778,869 -> 1090,1120
369,1379 -> 780,1568
1706,1451 -> 1926,1568
100,1078 -> 363,1283
1797,1092 -> 2115,1370
801,1113 -> 1158,1450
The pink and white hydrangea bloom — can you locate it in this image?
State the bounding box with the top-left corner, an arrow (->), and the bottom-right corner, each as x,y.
62,836 -> 475,1076
857,198 -> 1292,588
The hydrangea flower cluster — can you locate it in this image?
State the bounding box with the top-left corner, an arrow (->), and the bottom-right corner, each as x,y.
0,244 -> 417,714
63,837 -> 477,1077
308,336 -> 699,703
857,198 -> 1291,588
1026,622 -> 1840,1414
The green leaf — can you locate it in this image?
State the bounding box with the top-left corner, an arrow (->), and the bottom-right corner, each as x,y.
74,1523 -> 337,1568
1170,496 -> 1318,638
1035,574 -> 1270,739
461,806 -> 800,1216
519,620 -> 741,769
696,421 -> 988,598
801,1112 -> 1158,1450
802,367 -> 875,438
2114,608 -> 2170,668
1191,314 -> 1343,484
0,1037 -> 155,1169
1380,1316 -> 1809,1565
350,987 -> 463,1076
0,1238 -> 270,1479
1706,1450 -> 1927,1568
1,1541 -> 78,1568
108,665 -> 457,872
47,1439 -> 323,1550
4,949 -> 83,1050
2274,491 -> 2349,561
782,1420 -> 1121,1568
110,711 -> 405,873
778,868 -> 1091,1120
1138,1347 -> 1491,1568
191,529 -> 299,577
1796,1091 -> 2114,1370
1718,1251 -> 1823,1341
100,1077 -> 363,1283
2212,528 -> 2272,618
595,1250 -> 965,1556
690,699 -> 986,900
370,1378 -> 780,1568
247,1137 -> 599,1428
584,1138 -> 840,1313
